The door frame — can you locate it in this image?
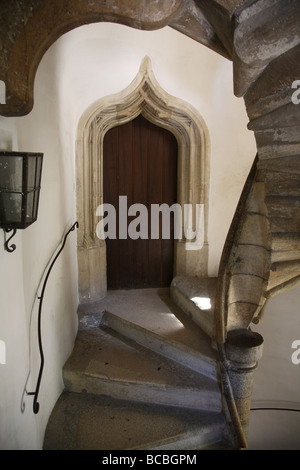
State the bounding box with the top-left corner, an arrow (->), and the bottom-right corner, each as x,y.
76,57 -> 210,304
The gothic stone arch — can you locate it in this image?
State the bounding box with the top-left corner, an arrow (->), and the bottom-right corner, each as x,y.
76,57 -> 210,304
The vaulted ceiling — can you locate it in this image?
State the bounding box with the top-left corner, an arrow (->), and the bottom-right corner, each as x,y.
0,0 -> 299,117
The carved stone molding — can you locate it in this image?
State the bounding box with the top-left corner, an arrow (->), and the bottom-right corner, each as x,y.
0,0 -> 183,116
76,57 -> 210,303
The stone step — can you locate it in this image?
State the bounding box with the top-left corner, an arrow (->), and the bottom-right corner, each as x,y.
43,391 -> 229,450
271,259 -> 300,274
265,195 -> 300,219
79,287 -> 215,355
63,324 -> 222,413
271,232 -> 300,252
269,216 -> 300,233
258,155 -> 300,174
170,276 -> 217,338
265,172 -> 300,197
268,271 -> 300,291
101,310 -> 217,380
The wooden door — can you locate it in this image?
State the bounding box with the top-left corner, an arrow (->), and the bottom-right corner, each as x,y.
103,114 -> 178,289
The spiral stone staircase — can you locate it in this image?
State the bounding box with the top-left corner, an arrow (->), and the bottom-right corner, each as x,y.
43,288 -> 233,450
1,0 -> 299,451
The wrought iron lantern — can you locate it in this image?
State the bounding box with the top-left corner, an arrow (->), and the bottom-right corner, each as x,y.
0,151 -> 43,252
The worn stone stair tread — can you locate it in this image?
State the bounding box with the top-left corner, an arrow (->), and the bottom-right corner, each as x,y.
63,325 -> 221,412
78,288 -> 214,358
43,391 -> 227,450
101,309 -> 217,380
170,276 -> 217,338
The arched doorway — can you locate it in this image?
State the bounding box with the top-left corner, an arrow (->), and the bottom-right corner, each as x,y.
76,57 -> 209,304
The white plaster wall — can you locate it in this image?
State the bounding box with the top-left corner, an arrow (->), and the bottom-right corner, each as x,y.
0,22 -> 258,449
0,116 -> 41,449
248,285 -> 300,450
0,37 -> 78,449
52,23 -> 256,276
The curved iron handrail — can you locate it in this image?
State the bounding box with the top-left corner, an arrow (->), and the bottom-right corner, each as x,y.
27,221 -> 79,413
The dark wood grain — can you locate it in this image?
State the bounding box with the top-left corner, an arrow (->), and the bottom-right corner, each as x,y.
103,114 -> 178,289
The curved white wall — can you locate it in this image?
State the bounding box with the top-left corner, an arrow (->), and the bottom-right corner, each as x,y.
0,22 -> 256,449
55,23 -> 256,275
248,285 -> 300,449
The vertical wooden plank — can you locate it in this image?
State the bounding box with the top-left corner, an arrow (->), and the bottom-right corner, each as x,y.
133,115 -> 148,287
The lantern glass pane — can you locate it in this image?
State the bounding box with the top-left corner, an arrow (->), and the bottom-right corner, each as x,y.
0,152 -> 43,229
0,155 -> 23,192
27,155 -> 39,190
25,190 -> 34,225
0,192 -> 22,225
